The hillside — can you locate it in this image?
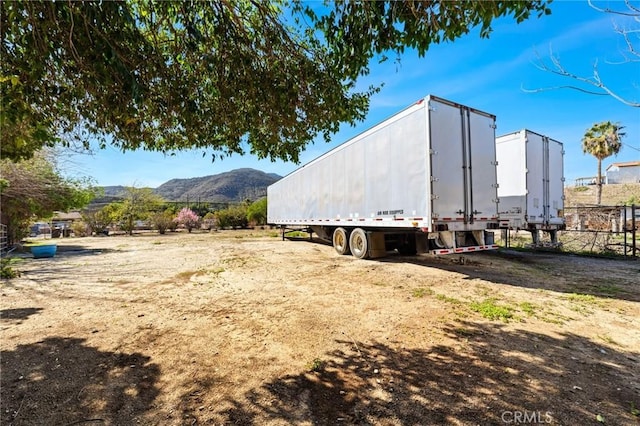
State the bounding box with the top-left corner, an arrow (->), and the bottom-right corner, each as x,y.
99,168 -> 281,203
155,168 -> 278,202
564,183 -> 640,207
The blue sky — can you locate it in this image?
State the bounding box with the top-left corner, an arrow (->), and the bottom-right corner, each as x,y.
67,0 -> 639,188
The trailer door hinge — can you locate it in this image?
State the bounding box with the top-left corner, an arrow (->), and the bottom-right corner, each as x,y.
490,124 -> 497,129
431,194 -> 439,200
492,183 -> 499,188
431,176 -> 439,182
429,149 -> 438,155
428,104 -> 438,111
491,161 -> 498,166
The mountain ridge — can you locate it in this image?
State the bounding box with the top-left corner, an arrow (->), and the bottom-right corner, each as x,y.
99,168 -> 281,202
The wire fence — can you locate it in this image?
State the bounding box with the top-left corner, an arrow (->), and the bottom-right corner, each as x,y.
498,204 -> 638,258
0,224 -> 8,254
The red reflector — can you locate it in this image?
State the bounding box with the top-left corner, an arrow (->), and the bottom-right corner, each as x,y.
455,248 -> 464,252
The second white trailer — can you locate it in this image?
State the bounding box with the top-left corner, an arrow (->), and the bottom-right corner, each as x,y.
496,129 -> 565,244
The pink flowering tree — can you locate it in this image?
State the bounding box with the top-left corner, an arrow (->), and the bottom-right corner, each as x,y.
175,207 -> 200,233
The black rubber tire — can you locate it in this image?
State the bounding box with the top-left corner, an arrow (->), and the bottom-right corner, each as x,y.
349,228 -> 369,259
332,227 -> 351,255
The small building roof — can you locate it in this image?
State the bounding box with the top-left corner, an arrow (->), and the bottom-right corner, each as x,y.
606,161 -> 640,171
52,211 -> 83,221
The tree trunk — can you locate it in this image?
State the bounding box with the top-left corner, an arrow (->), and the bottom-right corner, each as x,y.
596,158 -> 602,205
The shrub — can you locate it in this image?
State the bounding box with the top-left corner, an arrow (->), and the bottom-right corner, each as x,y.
82,204 -> 118,235
247,197 -> 267,226
214,205 -> 248,229
71,220 -> 90,237
202,212 -> 216,230
0,258 -> 20,279
151,211 -> 175,234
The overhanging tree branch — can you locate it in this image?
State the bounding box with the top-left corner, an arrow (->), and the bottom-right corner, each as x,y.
526,1 -> 640,107
1,0 -> 553,162
525,48 -> 640,107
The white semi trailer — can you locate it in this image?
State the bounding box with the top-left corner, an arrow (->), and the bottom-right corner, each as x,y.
495,129 -> 565,244
267,95 -> 501,259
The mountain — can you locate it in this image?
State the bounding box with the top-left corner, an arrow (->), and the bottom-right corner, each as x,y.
99,168 -> 281,203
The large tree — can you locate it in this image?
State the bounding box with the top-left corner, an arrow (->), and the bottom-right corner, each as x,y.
113,187 -> 165,235
581,121 -> 625,205
0,150 -> 97,244
1,1 -> 551,163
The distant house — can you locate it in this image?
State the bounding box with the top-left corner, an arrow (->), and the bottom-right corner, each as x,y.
52,211 -> 83,223
575,176 -> 597,186
606,161 -> 640,184
51,211 -> 83,237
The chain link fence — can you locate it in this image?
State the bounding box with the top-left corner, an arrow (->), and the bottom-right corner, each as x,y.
497,205 -> 638,258
0,224 -> 8,254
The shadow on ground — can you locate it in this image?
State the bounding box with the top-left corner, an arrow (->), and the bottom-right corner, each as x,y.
382,249 -> 640,303
1,337 -> 160,425
214,322 -> 639,425
0,308 -> 43,324
291,237 -> 640,302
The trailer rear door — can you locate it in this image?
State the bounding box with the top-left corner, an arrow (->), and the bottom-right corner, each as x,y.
429,97 -> 497,224
526,132 -> 545,224
548,138 -> 565,225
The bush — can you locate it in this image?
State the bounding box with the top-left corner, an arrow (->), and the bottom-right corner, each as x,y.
247,197 -> 267,226
151,211 -> 175,234
71,220 -> 90,237
83,206 -> 117,235
214,205 -> 248,229
202,212 -> 216,230
0,258 -> 20,279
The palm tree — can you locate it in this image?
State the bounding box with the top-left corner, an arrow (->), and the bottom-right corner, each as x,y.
582,121 -> 625,205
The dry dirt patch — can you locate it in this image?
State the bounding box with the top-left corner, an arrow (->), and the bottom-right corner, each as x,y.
1,230 -> 639,425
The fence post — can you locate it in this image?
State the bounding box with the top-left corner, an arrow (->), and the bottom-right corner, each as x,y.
633,204 -> 637,258
623,206 -> 628,257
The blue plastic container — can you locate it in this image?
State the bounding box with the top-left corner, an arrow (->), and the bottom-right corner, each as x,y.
31,244 -> 57,258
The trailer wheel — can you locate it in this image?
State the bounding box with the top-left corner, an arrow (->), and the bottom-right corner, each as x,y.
349,228 -> 369,259
333,227 -> 351,255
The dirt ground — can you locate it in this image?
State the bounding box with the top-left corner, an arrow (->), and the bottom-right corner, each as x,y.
1,229 -> 639,426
